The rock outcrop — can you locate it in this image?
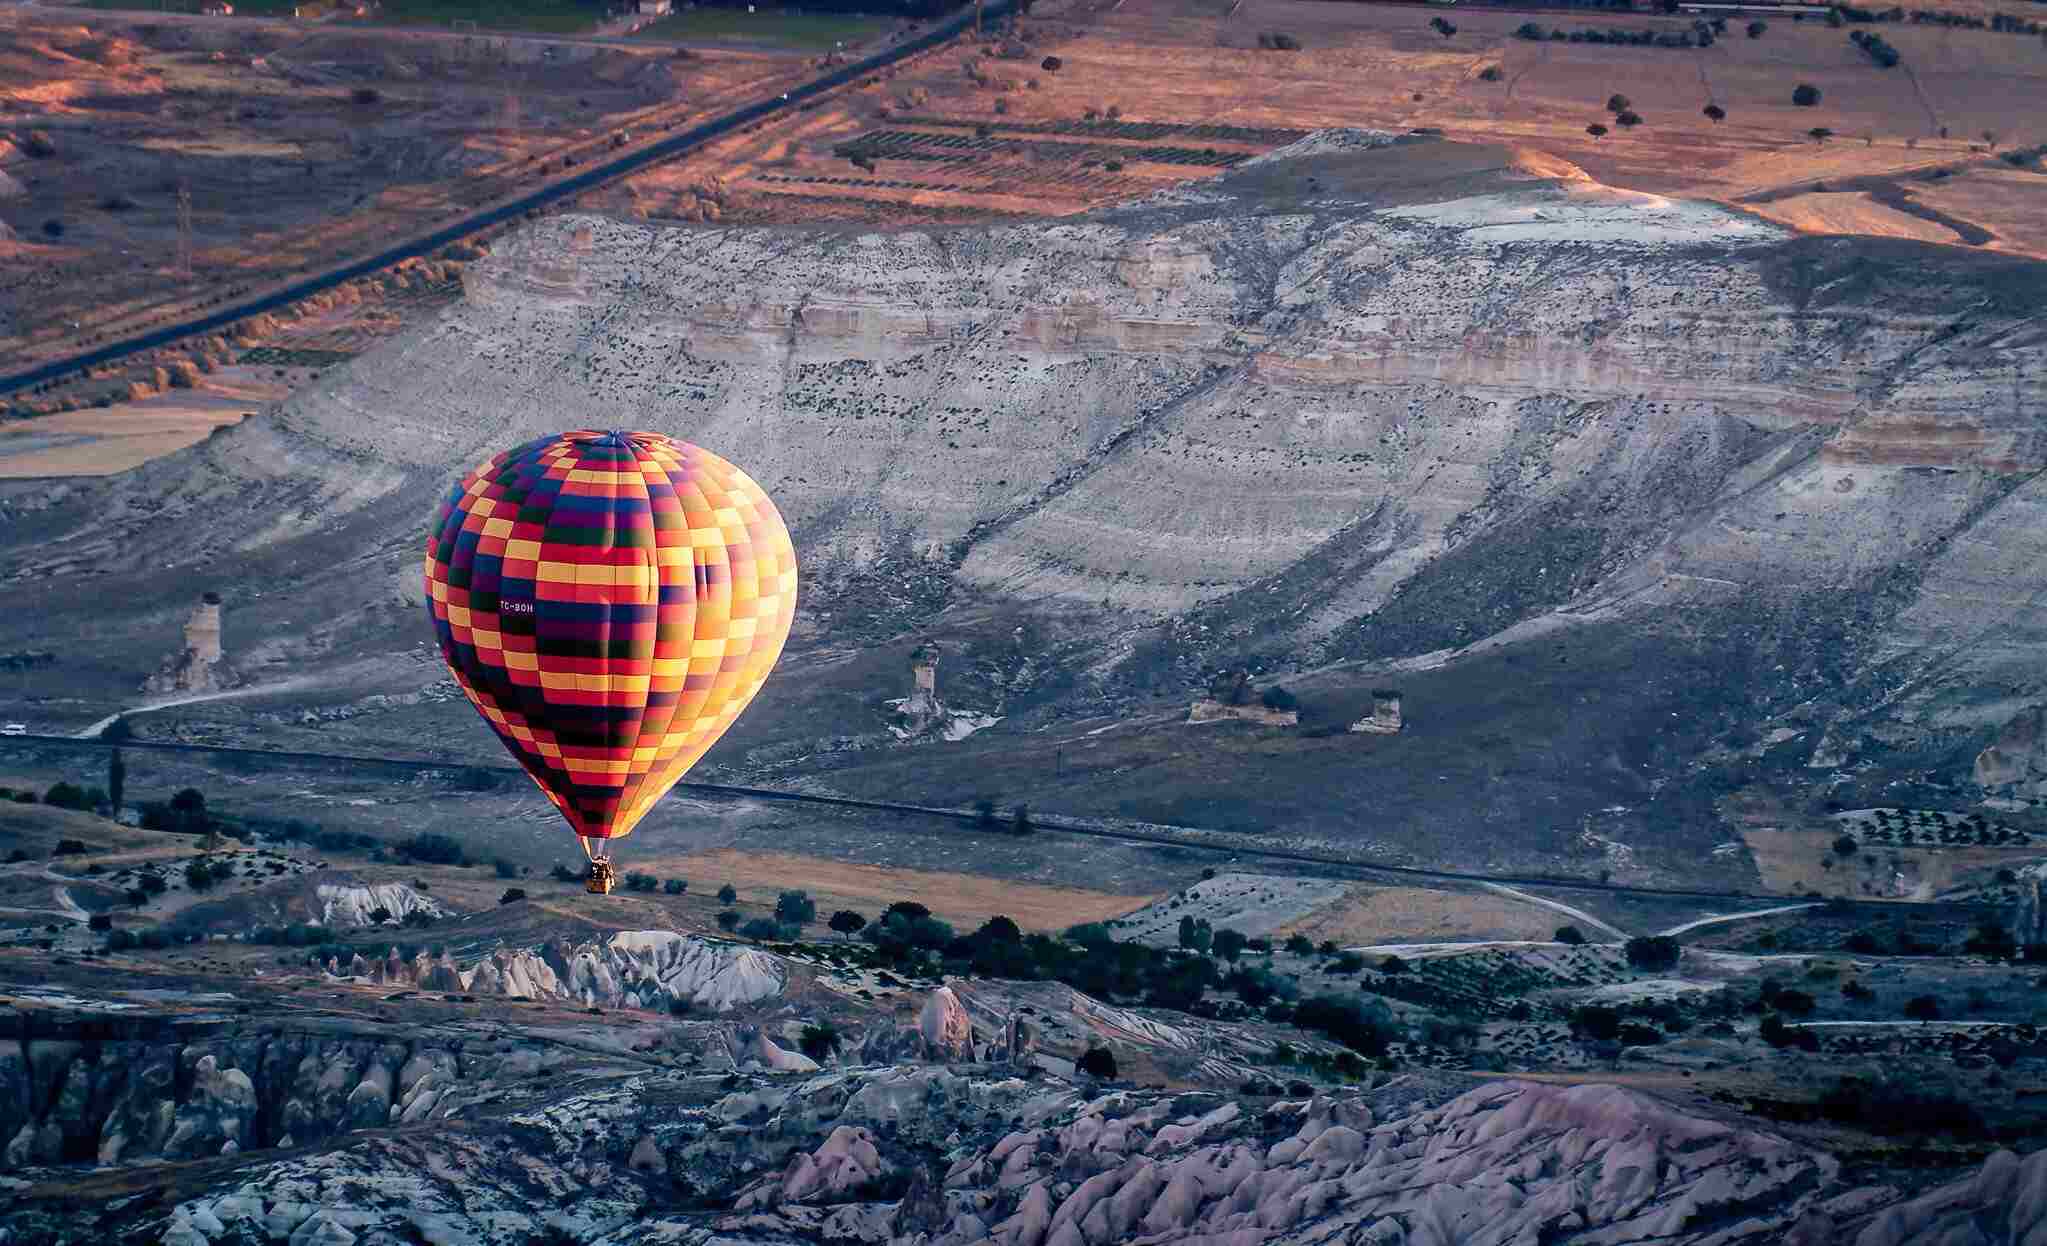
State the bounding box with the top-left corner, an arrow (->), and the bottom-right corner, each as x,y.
325,930 -> 784,1012
312,881 -> 446,928
69,1069 -> 2047,1246
6,131 -> 2045,872
1975,705 -> 2047,792
919,986 -> 976,1063
0,1011 -> 592,1172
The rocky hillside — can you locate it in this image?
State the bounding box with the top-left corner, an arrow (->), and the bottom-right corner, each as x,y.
16,1052 -> 2047,1246
2,130 -> 2043,873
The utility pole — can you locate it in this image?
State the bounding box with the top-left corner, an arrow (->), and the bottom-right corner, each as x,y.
175,182 -> 193,280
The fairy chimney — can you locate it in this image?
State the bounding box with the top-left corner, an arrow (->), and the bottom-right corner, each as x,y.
186,592 -> 223,664
896,641 -> 944,734
1350,689 -> 1402,735
146,592 -> 229,694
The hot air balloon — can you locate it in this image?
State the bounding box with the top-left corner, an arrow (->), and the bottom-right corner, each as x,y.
424,430 -> 797,894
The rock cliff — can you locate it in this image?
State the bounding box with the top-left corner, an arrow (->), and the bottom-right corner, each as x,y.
25,1063 -> 2047,1246
324,929 -> 785,1012
3,130 -> 2042,869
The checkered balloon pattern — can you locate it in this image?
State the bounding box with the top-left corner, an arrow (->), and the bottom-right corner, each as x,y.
424,430 -> 798,844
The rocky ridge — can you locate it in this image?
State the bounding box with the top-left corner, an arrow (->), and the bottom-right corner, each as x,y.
107,1068 -> 2047,1246
322,929 -> 786,1011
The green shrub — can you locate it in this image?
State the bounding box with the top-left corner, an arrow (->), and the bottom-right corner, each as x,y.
1294,995 -> 1395,1056
739,917 -> 794,942
798,1022 -> 841,1060
775,890 -> 817,925
1624,936 -> 1680,972
397,833 -> 465,865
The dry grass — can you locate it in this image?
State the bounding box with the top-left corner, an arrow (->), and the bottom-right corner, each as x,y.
0,403 -> 248,478
629,847 -> 1156,933
645,0 -> 2047,256
1277,883 -> 1563,946
1744,190 -> 1968,243
1742,828 -> 2032,900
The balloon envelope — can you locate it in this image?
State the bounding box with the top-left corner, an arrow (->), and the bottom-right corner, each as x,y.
424,430 -> 797,844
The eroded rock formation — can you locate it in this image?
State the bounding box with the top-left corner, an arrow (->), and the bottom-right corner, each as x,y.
324,929 -> 785,1011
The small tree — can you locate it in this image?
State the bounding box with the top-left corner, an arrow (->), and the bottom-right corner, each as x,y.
1904,994 -> 1940,1021
499,887 -> 527,904
1040,54 -> 1061,71
1077,1046 -> 1118,1079
1808,127 -> 1833,145
368,906 -> 393,925
1792,83 -> 1821,107
1284,934 -> 1315,955
1011,804 -> 1033,835
739,917 -> 787,942
1213,928 -> 1248,962
1260,685 -> 1297,712
1832,834 -> 1859,857
974,798 -> 998,827
184,859 -> 217,892
717,883 -> 738,904
829,909 -> 867,938
494,858 -> 519,879
798,1022 -> 841,1060
1606,93 -> 1631,114
663,878 -> 687,895
1615,110 -> 1643,129
716,909 -> 742,932
1703,104 -> 1726,123
1555,925 -> 1587,945
775,889 -> 817,926
1625,935 -> 1680,972
1586,123 -> 1609,140
1381,954 -> 1410,974
1747,19 -> 1766,37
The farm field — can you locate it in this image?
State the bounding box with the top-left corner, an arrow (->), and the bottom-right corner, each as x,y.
593,0 -> 2047,254
0,401 -> 249,478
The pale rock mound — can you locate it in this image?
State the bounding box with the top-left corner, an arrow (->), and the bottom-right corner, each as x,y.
329,930 -> 785,1012
314,881 -> 447,928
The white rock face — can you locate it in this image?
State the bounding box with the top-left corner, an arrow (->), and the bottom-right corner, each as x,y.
314,882 -> 447,929
331,930 -> 785,1012
919,987 -> 975,1063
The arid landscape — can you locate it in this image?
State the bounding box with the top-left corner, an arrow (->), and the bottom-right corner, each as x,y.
2,0 -> 2047,1239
